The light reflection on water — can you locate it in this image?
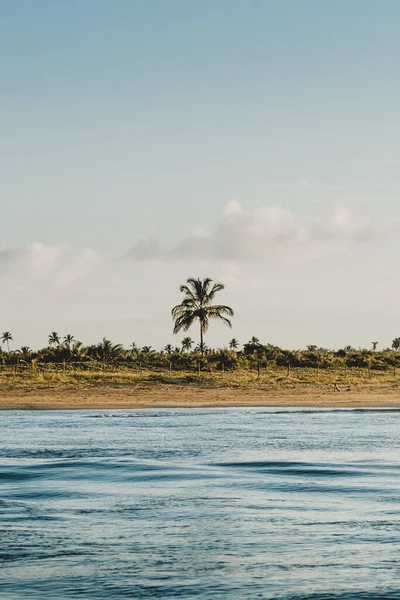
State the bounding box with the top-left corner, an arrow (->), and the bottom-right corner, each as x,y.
1,407 -> 400,599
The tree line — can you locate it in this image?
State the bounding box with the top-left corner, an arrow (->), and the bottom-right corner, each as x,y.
1,277 -> 400,371
1,334 -> 400,373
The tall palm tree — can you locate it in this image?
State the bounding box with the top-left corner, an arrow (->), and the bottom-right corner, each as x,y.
172,277 -> 234,355
181,337 -> 193,352
48,332 -> 60,347
372,341 -> 378,351
229,338 -> 239,351
63,334 -> 75,349
1,332 -> 13,352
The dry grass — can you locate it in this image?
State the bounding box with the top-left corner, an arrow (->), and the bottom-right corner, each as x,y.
0,365 -> 398,392
1,366 -> 400,411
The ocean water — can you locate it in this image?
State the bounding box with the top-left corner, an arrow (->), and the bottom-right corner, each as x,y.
1,408 -> 400,599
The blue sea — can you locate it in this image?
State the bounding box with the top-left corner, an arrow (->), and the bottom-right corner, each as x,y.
1,407 -> 400,599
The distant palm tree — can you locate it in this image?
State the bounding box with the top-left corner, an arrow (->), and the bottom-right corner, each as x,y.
71,341 -> 85,358
372,341 -> 378,351
250,336 -> 260,346
48,332 -> 60,347
1,332 -> 13,352
392,338 -> 400,351
229,338 -> 239,351
19,346 -> 31,360
141,346 -> 153,354
181,337 -> 193,352
164,344 -> 173,355
195,343 -> 209,353
130,342 -> 138,354
63,334 -> 75,349
99,338 -> 123,363
172,277 -> 234,355
307,345 -> 318,352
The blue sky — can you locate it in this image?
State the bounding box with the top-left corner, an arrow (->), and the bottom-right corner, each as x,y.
1,1 -> 400,349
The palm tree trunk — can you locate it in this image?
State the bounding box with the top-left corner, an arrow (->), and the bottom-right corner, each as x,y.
7,340 -> 9,353
200,321 -> 204,356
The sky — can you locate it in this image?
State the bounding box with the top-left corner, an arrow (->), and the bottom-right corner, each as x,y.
1,0 -> 400,350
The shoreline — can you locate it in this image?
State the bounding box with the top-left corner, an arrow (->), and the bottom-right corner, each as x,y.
1,382 -> 400,410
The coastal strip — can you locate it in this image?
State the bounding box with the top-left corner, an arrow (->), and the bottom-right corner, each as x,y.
1,383 -> 400,410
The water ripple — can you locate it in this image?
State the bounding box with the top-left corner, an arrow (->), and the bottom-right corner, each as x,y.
1,408 -> 400,599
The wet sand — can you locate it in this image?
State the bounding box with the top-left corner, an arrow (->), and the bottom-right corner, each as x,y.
1,383 -> 400,410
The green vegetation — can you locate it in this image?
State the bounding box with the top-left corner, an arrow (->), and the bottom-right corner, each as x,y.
1,276 -> 400,390
1,334 -> 400,389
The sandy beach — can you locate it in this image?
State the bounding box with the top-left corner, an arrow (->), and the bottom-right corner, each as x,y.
1,382 -> 400,410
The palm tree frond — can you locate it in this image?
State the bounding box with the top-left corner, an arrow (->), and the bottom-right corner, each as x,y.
208,313 -> 232,328
208,282 -> 225,301
207,305 -> 234,317
173,311 -> 196,334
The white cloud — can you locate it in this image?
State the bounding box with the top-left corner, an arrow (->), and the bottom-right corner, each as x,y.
123,238 -> 161,261
1,203 -> 398,288
126,202 -> 400,263
0,242 -> 100,286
